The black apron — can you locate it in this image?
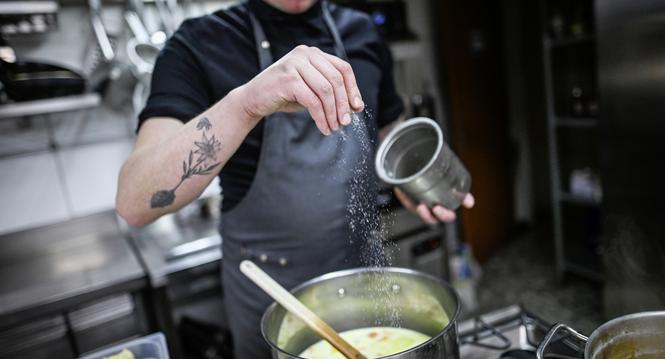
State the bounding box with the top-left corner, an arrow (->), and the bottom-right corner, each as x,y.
220,1 -> 378,357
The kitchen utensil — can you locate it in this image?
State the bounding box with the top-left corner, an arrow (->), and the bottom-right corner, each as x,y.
155,0 -> 176,36
240,260 -> 367,359
375,117 -> 471,210
125,13 -> 160,82
261,267 -> 461,359
86,0 -> 119,93
536,311 -> 665,358
124,0 -> 162,115
88,0 -> 114,63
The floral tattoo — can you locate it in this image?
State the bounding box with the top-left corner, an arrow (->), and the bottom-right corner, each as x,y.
150,117 -> 221,208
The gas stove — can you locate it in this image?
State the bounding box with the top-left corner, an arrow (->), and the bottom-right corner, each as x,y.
458,305 -> 584,359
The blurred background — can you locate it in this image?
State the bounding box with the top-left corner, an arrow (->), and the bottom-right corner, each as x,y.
1,0 -> 664,358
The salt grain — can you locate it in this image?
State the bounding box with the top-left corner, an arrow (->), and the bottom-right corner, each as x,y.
335,108 -> 402,327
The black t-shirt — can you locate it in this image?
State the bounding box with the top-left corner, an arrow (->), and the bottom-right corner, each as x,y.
138,0 -> 404,211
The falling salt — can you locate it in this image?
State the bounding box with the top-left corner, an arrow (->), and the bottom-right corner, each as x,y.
334,108 -> 402,327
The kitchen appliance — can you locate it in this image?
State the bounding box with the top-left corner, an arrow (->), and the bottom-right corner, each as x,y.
127,196 -> 227,358
0,58 -> 86,102
458,305 -> 581,359
0,211 -> 150,359
261,267 -> 460,359
537,311 -> 665,359
596,0 -> 665,317
375,117 -> 471,210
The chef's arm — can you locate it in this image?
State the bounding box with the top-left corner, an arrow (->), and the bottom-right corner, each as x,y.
117,45 -> 364,227
116,88 -> 259,227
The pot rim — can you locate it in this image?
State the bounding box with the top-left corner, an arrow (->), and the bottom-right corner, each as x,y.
260,266 -> 461,359
375,117 -> 444,186
585,310 -> 665,358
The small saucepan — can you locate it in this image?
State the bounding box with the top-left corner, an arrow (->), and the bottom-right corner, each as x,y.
537,311 -> 665,358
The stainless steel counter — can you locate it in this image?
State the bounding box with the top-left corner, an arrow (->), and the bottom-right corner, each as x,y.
0,211 -> 146,327
128,197 -> 222,288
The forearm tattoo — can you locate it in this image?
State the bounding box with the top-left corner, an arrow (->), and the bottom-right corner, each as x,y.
150,117 -> 222,208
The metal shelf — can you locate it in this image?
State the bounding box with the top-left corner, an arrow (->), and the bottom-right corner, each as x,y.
555,117 -> 599,128
559,191 -> 601,206
0,93 -> 101,120
547,34 -> 595,48
0,1 -> 58,15
543,3 -> 602,282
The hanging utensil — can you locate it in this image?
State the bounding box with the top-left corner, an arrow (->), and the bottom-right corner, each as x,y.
240,260 -> 367,359
154,0 -> 175,36
86,0 -> 119,94
88,0 -> 114,62
124,0 -> 161,116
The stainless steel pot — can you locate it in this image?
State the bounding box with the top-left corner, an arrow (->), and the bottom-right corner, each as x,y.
537,311 -> 665,358
261,267 -> 460,359
375,117 -> 471,210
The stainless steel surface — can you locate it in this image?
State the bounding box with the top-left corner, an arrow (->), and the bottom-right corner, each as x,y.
68,292 -> 148,354
128,197 -> 222,287
537,311 -> 665,359
0,211 -> 146,327
596,0 -> 665,317
261,267 -> 460,358
0,93 -> 101,120
127,197 -> 224,359
375,117 -> 471,210
0,314 -> 74,359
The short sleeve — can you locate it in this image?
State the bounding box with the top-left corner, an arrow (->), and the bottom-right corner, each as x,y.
137,21 -> 211,130
376,40 -> 404,128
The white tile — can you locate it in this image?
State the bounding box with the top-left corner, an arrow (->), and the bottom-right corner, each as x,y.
58,140 -> 134,217
0,152 -> 70,235
0,117 -> 51,157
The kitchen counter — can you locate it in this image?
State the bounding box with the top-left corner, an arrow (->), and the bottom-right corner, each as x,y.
128,197 -> 222,288
0,211 -> 147,327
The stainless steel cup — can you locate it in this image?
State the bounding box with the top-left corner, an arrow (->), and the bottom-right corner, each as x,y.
375,117 -> 471,210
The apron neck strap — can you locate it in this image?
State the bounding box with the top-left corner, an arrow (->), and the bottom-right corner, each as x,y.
249,0 -> 347,71
320,0 -> 347,60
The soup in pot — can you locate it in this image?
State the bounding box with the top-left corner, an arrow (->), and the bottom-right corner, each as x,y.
299,327 -> 430,359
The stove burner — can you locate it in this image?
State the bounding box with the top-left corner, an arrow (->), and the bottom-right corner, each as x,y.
500,349 -> 537,359
461,316 -> 512,350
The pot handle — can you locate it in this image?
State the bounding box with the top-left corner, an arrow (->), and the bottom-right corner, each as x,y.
536,323 -> 588,359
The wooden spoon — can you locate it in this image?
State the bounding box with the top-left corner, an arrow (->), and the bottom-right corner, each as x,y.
240,260 -> 367,359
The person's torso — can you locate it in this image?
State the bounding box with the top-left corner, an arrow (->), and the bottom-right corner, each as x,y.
172,0 -> 387,211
